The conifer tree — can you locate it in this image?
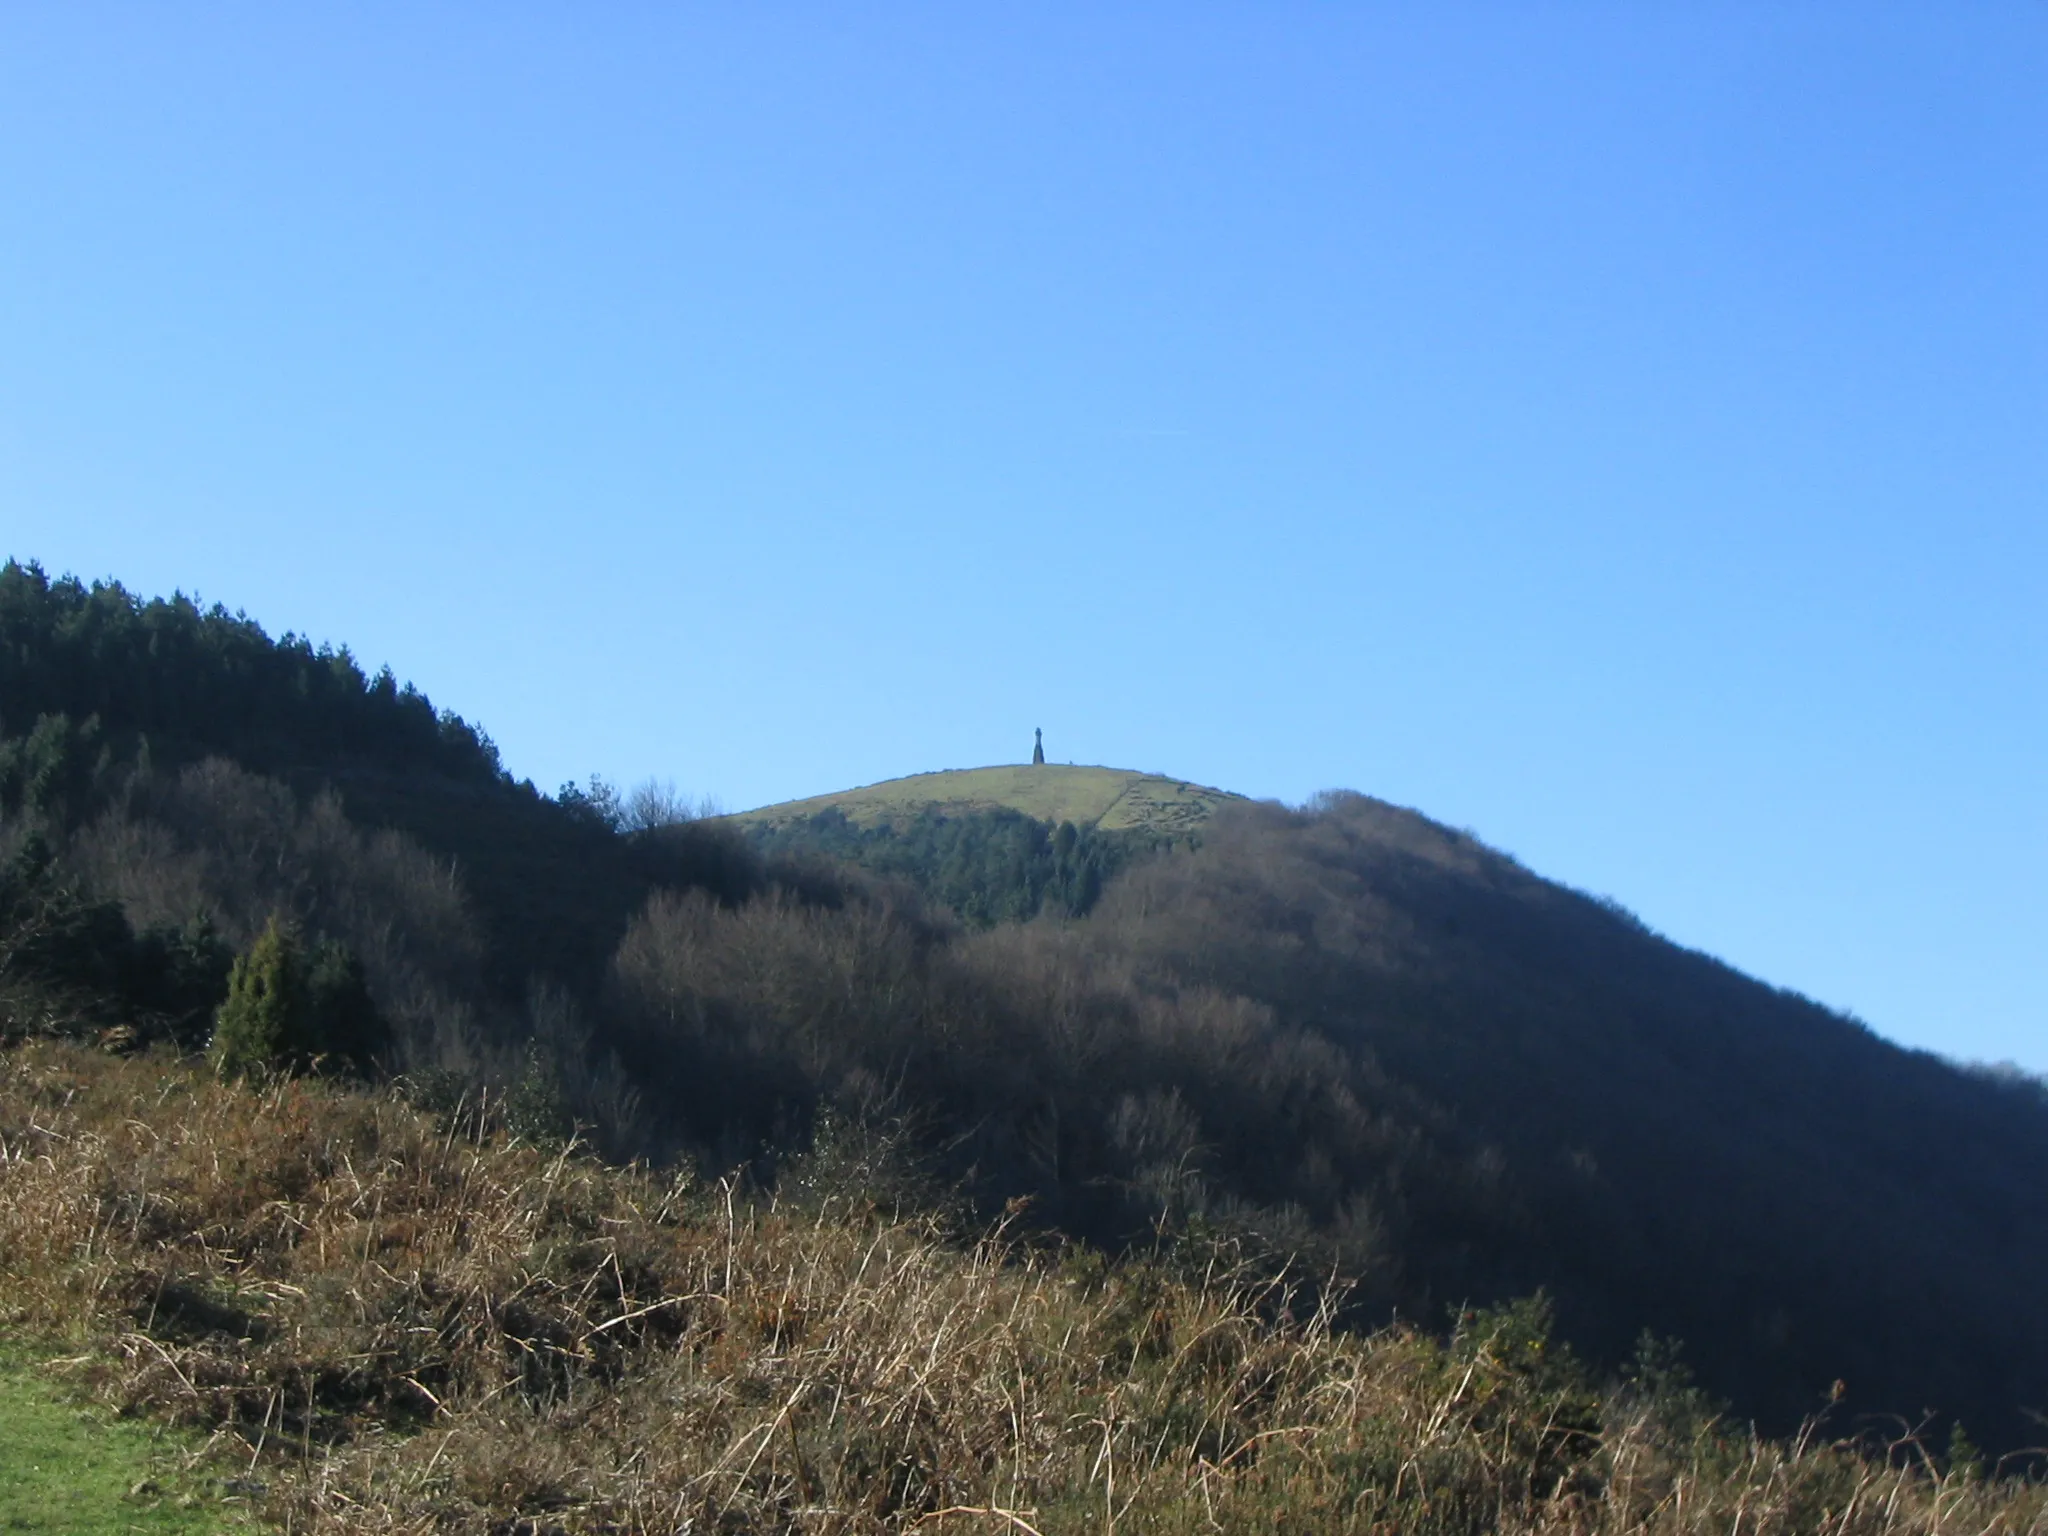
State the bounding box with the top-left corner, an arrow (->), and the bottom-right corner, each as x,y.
210,917 -> 389,1079
210,915 -> 307,1079
305,939 -> 389,1077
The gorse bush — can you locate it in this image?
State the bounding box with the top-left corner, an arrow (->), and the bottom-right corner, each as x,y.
209,915 -> 386,1079
209,916 -> 303,1078
504,1038 -> 576,1147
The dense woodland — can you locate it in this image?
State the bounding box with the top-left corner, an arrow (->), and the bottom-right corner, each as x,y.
744,803 -> 1149,924
3,559 -> 2046,1463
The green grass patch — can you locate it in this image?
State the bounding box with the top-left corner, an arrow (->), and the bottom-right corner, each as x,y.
0,1346 -> 226,1535
734,763 -> 1241,834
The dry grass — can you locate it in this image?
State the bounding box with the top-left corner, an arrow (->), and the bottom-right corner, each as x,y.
1,1039 -> 2042,1536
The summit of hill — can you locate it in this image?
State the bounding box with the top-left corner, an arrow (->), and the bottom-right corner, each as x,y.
730,763 -> 1242,836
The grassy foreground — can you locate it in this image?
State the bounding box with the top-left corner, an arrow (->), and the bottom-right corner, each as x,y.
0,1348 -> 225,1535
1,1041 -> 2042,1536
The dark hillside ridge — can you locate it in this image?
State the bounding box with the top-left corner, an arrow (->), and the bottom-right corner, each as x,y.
4,558 -> 2045,1454
1091,797 -> 2048,1451
0,561 -> 756,994
0,561 -> 503,786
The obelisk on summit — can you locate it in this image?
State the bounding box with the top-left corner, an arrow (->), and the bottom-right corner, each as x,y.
1032,728 -> 1045,766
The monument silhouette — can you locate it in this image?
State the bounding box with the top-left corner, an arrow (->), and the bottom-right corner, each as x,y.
1032,727 -> 1045,766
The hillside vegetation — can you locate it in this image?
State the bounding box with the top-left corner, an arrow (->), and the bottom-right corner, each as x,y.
4,557 -> 2047,1479
734,765 -> 1242,836
5,1040 -> 2044,1536
738,801 -> 1145,927
732,767 -> 1240,926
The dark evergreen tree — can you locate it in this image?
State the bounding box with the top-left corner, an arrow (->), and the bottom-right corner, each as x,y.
125,918 -> 235,1050
208,915 -> 386,1079
304,938 -> 390,1076
0,559 -> 503,784
210,916 -> 308,1079
746,805 -> 1158,927
0,712 -> 113,830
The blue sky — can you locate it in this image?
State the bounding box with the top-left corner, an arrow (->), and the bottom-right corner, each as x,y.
2,5 -> 2042,1070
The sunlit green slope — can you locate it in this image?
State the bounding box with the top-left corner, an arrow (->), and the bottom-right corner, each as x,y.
731,763 -> 1242,835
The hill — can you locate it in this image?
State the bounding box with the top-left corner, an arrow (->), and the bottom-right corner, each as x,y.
732,763 -> 1243,836
5,557 -> 2048,1457
730,766 -> 1243,927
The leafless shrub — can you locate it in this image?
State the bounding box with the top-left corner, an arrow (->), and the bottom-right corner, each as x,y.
63,758 -> 484,1060
621,778 -> 721,833
615,889 -> 932,1081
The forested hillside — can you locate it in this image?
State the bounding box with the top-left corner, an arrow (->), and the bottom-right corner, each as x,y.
4,558 -> 2045,1463
742,804 -> 1148,924
0,560 -> 765,997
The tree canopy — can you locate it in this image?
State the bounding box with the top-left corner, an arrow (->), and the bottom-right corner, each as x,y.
0,560 -> 503,784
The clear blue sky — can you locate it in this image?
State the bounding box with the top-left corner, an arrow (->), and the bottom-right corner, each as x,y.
2,6 -> 2042,1070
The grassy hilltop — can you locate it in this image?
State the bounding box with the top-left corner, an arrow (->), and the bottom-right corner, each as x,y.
732,763 -> 1243,836
728,765 -> 1241,928
729,765 -> 1243,926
